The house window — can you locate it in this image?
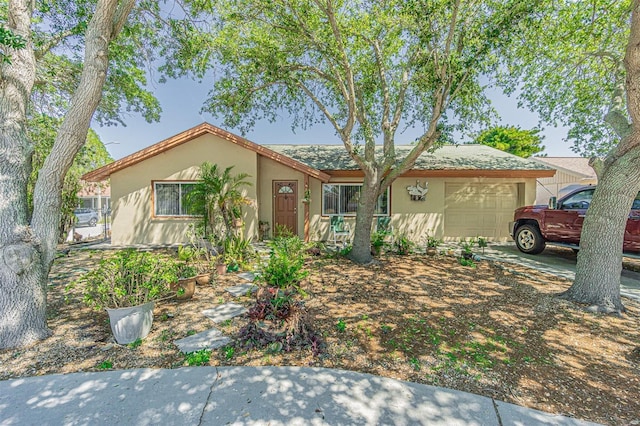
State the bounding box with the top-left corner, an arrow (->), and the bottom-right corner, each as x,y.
154,182 -> 197,216
322,184 -> 389,216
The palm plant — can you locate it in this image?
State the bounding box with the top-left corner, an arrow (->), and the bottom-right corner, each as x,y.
186,162 -> 252,240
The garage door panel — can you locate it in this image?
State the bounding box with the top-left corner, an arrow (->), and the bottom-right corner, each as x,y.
445,183 -> 517,239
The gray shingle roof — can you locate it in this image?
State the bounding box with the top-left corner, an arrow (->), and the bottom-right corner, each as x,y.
265,144 -> 554,171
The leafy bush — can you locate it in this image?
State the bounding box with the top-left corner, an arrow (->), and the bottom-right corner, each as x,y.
223,235 -> 255,270
261,236 -> 308,289
185,349 -> 211,366
392,232 -> 414,255
78,249 -> 178,310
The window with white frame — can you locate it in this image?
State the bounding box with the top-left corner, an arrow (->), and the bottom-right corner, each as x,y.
322,184 -> 389,216
154,182 -> 197,216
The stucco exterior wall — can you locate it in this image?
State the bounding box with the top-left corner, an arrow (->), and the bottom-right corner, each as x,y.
111,134 -> 258,245
308,176 -> 537,244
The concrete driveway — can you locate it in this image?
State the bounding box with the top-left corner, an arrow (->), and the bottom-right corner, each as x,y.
482,243 -> 640,303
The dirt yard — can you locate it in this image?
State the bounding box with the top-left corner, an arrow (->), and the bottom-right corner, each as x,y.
0,248 -> 638,426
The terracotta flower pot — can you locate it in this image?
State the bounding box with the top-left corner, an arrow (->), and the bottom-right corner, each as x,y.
195,273 -> 211,285
171,277 -> 196,300
216,263 -> 227,275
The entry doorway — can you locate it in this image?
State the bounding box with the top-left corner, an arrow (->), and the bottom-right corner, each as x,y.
273,181 -> 298,236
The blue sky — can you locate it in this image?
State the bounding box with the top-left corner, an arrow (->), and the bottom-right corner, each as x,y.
94,77 -> 576,161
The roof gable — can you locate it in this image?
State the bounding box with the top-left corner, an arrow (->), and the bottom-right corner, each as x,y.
82,123 -> 331,182
532,157 -> 596,179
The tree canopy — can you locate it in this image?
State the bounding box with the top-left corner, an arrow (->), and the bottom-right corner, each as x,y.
165,0 -> 541,263
498,0 -> 631,156
473,126 -> 545,158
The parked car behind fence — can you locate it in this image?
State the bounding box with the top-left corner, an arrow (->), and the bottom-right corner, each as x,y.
73,208 -> 99,227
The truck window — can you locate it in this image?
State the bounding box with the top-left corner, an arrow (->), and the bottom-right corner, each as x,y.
562,189 -> 595,210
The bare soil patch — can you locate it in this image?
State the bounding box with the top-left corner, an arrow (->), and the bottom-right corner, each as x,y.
1,249 -> 639,425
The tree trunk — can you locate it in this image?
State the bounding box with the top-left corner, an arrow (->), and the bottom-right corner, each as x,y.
349,173 -> 380,264
560,2 -> 640,315
559,147 -> 640,314
0,0 -> 134,350
0,0 -> 51,349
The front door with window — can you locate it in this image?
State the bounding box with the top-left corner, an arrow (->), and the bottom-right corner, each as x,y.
273,181 -> 297,235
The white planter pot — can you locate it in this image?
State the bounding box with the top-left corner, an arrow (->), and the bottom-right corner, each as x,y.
106,301 -> 154,344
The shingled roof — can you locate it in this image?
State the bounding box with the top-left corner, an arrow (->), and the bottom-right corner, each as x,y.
82,123 -> 554,181
266,144 -> 554,172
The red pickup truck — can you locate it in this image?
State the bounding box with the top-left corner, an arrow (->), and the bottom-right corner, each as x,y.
509,186 -> 640,254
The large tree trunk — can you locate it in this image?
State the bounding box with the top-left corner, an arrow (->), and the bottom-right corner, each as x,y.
349,172 -> 381,264
560,2 -> 640,314
0,0 -> 134,350
0,0 -> 50,349
559,148 -> 640,313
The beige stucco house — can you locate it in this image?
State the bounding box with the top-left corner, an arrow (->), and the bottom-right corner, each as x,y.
82,123 -> 554,245
532,157 -> 597,204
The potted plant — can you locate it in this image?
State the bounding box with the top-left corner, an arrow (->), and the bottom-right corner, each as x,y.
172,264 -> 198,300
78,249 -> 177,344
425,235 -> 441,256
213,255 -> 227,275
459,238 -> 476,260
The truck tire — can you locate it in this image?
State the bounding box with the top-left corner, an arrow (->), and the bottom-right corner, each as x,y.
89,218 -> 97,227
515,224 -> 545,254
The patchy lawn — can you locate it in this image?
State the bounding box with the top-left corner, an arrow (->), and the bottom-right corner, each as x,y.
1,248 -> 639,425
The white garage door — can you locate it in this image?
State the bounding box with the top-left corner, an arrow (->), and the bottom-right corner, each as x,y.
444,183 -> 518,239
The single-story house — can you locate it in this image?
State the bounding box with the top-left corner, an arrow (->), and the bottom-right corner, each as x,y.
82,122 -> 555,245
532,157 -> 597,204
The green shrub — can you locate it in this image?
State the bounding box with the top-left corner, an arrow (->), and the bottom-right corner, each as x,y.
185,349 -> 211,366
261,236 -> 309,289
78,249 -> 178,310
392,232 -> 413,255
223,235 -> 255,270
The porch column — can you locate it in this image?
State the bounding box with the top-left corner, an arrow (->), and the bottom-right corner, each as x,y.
304,174 -> 309,242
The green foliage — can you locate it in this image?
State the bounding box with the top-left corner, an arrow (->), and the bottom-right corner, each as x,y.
261,236 -> 308,290
458,258 -> 476,268
97,360 -> 113,370
184,162 -> 252,240
127,338 -> 143,349
0,25 -> 26,64
371,231 -> 387,251
425,234 -> 442,249
459,238 -> 476,254
477,236 -> 488,254
473,126 -> 545,158
185,349 -> 211,366
223,346 -> 235,360
497,0 -> 630,155
165,0 -> 540,263
27,117 -> 112,242
338,244 -> 353,257
336,319 -> 347,333
392,233 -> 414,255
222,235 -> 255,270
77,250 -> 178,310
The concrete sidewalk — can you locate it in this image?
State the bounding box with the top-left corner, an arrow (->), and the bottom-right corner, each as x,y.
0,366 -> 597,425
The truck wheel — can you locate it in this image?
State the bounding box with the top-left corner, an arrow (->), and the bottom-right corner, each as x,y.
89,218 -> 97,227
515,224 -> 545,254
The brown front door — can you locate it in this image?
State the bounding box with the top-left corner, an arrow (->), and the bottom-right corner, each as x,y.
273,181 -> 297,236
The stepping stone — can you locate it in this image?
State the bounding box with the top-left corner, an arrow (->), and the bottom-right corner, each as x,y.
225,283 -> 258,297
174,328 -> 231,353
202,303 -> 247,323
237,272 -> 256,282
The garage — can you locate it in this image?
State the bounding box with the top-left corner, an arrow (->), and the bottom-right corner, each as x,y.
444,183 -> 519,239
